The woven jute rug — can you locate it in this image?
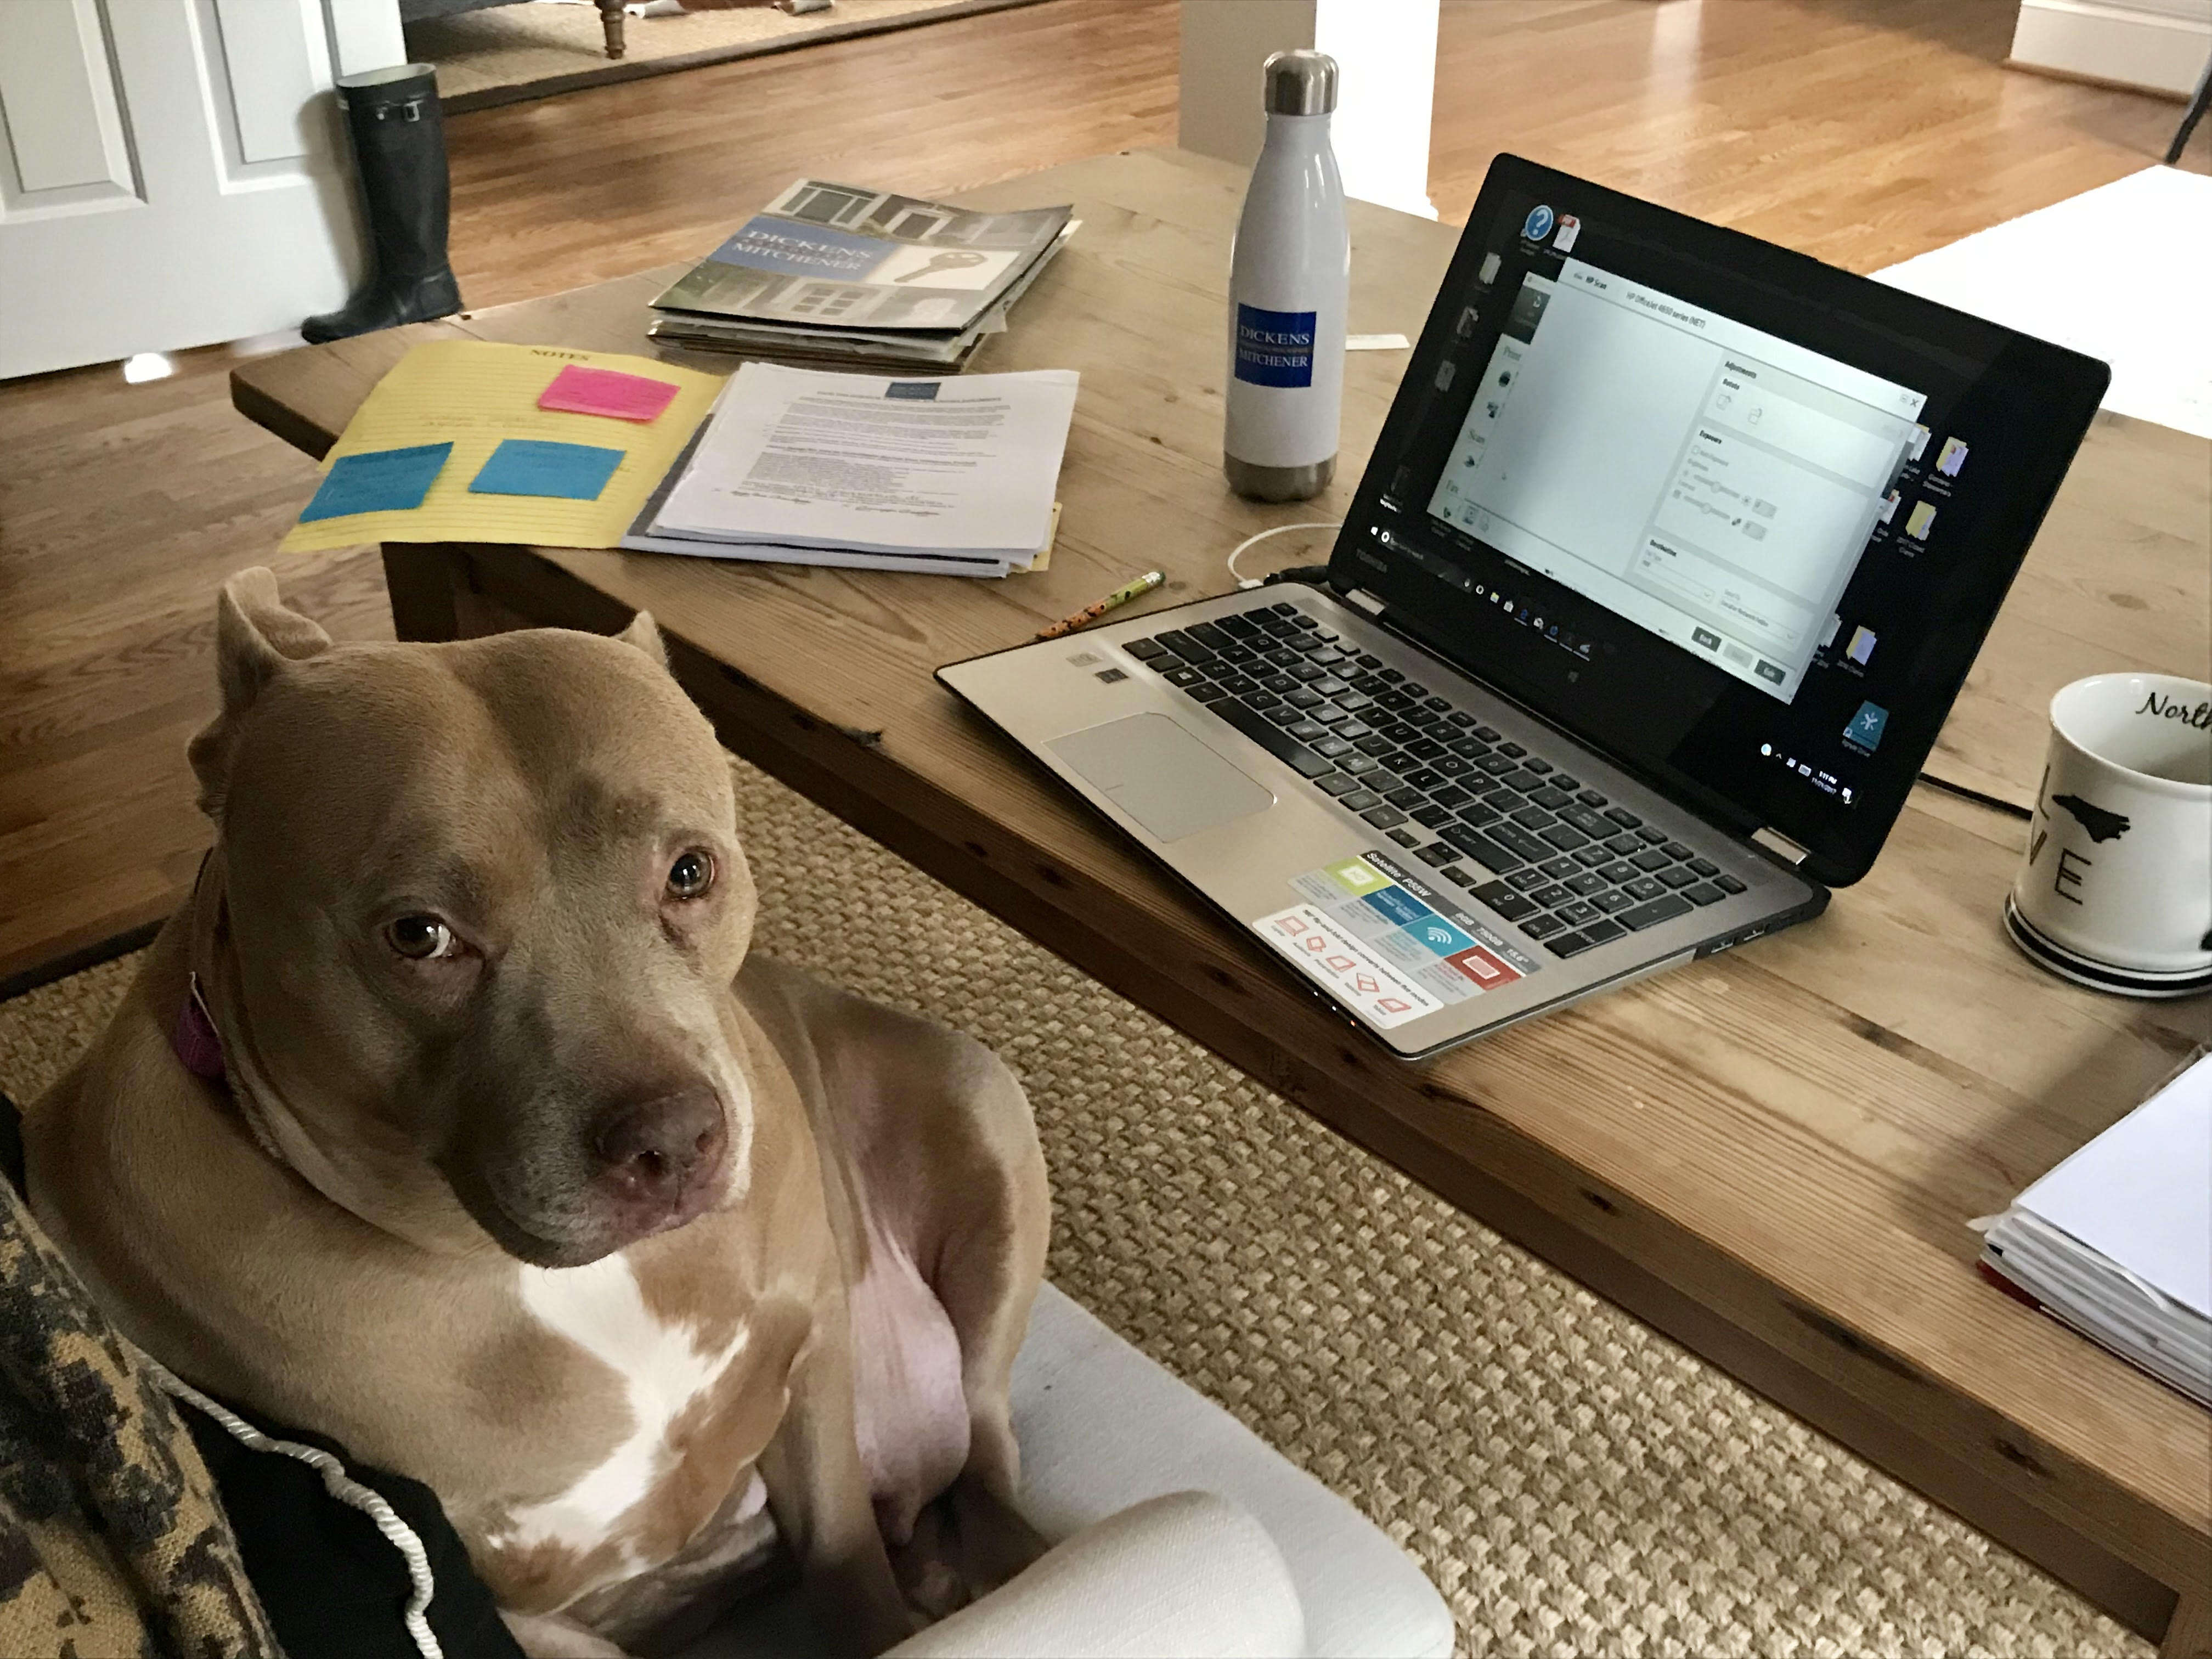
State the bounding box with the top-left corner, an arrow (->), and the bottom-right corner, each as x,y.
0,757 -> 2147,1658
415,0 -> 1048,112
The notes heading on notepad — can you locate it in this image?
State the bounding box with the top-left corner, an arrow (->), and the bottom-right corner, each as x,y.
280,341 -> 721,554
626,362 -> 1078,579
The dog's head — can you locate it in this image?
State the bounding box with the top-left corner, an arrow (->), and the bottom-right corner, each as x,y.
188,569 -> 758,1267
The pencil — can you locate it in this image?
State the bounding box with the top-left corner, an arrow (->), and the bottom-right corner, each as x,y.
1032,570 -> 1165,641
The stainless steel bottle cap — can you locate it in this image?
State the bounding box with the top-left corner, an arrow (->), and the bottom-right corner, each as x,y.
1263,49 -> 1338,116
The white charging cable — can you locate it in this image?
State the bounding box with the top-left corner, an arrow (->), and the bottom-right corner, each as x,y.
1226,521 -> 1342,589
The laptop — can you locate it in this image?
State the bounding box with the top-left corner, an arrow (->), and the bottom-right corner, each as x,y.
938,155 -> 2109,1058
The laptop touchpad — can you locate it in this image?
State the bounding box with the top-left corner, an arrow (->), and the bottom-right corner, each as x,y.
1050,713 -> 1276,843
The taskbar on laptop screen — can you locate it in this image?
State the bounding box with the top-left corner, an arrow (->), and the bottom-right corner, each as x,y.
1337,157 -> 2096,883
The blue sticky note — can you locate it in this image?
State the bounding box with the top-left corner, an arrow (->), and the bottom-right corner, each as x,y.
469,439 -> 625,501
299,442 -> 452,522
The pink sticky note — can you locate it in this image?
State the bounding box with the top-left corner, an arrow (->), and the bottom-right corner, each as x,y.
538,364 -> 681,423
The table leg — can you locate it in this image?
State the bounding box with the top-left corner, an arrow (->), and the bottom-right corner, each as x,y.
2164,1589 -> 2212,1659
382,545 -> 462,643
597,0 -> 626,58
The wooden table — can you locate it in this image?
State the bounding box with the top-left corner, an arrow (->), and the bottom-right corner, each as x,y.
232,148 -> 2212,1652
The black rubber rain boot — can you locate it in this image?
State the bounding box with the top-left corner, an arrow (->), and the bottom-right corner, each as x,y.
303,65 -> 462,343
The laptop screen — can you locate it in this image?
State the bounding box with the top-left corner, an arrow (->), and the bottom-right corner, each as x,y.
1334,157 -> 2107,884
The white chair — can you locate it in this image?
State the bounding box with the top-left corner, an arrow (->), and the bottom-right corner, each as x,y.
691,1285 -> 1454,1658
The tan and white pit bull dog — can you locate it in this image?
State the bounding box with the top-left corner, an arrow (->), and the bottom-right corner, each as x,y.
25,569 -> 1050,1656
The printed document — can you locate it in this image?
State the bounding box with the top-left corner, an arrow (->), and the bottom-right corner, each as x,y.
652,363 -> 1077,557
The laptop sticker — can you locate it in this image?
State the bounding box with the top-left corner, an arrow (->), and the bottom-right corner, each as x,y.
1361,849 -> 1543,975
1447,945 -> 1521,990
1401,913 -> 1479,958
1322,856 -> 1394,897
1253,906 -> 1442,1030
1261,851 -> 1545,1028
1361,885 -> 1434,929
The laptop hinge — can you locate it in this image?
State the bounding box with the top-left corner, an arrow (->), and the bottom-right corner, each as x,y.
1344,588 -> 1386,616
1751,827 -> 1812,866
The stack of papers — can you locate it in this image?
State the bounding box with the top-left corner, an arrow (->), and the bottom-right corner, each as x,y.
1974,1054 -> 2212,1405
648,179 -> 1074,372
624,363 -> 1077,578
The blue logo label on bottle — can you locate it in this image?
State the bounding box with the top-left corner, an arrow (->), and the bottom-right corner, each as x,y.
1234,304 -> 1318,388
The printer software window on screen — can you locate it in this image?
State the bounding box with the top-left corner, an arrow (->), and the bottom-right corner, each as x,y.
1430,258 -> 1928,702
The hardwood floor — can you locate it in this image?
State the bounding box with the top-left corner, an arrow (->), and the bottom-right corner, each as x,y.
0,0 -> 2202,985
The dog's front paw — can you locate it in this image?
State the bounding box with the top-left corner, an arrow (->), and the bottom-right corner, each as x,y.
500,1610 -> 636,1658
889,1499 -> 976,1623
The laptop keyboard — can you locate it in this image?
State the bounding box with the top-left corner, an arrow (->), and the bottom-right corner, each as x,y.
1121,600 -> 1747,960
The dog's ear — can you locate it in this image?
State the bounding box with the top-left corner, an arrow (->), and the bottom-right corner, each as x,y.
616,609 -> 668,668
189,568 -> 334,821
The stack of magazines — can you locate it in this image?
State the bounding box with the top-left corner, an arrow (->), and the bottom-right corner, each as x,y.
648,179 -> 1075,372
1973,1053 -> 2211,1406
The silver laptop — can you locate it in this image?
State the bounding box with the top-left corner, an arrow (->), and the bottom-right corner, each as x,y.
939,156 -> 2107,1057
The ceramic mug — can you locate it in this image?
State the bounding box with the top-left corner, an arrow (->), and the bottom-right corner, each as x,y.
2005,672 -> 2212,997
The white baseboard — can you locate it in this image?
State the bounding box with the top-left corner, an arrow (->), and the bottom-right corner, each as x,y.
2008,0 -> 2211,98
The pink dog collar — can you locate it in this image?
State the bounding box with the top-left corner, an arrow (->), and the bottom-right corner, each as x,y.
172,972 -> 228,1084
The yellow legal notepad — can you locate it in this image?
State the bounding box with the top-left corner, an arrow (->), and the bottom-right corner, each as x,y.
280,340 -> 724,554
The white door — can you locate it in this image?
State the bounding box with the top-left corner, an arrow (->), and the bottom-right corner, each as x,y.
0,0 -> 402,380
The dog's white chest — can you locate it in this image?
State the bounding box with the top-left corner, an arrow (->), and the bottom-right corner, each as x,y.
494,1255 -> 764,1570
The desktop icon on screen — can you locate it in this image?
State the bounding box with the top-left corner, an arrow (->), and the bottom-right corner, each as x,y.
1904,501 -> 1937,540
1477,252 -> 1502,285
1877,491 -> 1901,525
1844,701 -> 1889,751
1907,424 -> 1932,461
1937,436 -> 1968,477
1554,213 -> 1581,252
1846,625 -> 1877,665
1523,205 -> 1556,241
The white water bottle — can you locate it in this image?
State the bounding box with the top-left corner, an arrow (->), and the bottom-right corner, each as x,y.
1224,49 -> 1348,503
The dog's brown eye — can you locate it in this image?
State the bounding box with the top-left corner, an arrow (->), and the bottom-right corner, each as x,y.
387,915 -> 456,960
666,850 -> 714,900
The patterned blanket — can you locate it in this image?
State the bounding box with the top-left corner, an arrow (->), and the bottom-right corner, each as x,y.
0,1101 -> 280,1658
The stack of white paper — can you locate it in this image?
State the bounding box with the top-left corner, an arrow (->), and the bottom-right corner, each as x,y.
1976,1054 -> 2212,1405
625,363 -> 1077,578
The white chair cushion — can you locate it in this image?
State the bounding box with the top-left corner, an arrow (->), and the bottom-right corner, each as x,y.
681,1284 -> 1453,1658
1011,1286 -> 1452,1659
887,1491 -> 1304,1658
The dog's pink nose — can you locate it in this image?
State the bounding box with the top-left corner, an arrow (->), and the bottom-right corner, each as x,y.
590,1087 -> 726,1201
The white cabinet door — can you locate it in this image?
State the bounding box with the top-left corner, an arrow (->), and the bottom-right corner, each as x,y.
0,0 -> 382,378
